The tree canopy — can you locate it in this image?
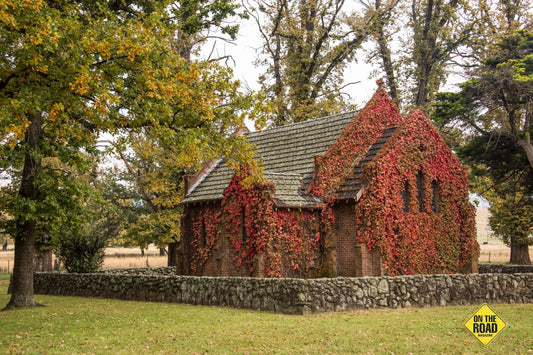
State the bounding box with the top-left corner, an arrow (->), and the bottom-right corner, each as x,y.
433,29 -> 533,264
362,0 -> 479,112
0,0 -> 256,309
246,0 -> 397,125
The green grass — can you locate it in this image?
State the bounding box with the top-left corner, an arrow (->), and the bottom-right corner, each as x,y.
0,273 -> 532,354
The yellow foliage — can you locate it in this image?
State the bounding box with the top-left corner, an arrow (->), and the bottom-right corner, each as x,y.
29,18 -> 52,46
23,0 -> 43,10
70,71 -> 91,95
94,41 -> 112,61
48,103 -> 64,122
0,0 -> 43,28
5,116 -> 30,147
29,54 -> 48,73
0,0 -> 17,28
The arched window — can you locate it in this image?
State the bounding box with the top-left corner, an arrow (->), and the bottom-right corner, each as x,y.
431,181 -> 439,213
402,173 -> 439,214
200,219 -> 207,248
241,206 -> 247,243
416,171 -> 424,212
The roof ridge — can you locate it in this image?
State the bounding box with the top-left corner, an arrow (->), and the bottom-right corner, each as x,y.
247,111 -> 357,137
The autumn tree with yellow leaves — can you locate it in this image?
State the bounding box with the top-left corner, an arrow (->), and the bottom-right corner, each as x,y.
0,0 -> 256,309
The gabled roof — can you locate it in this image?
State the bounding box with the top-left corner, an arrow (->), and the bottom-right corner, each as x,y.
182,111 -> 357,205
336,126 -> 398,200
182,86 -> 407,207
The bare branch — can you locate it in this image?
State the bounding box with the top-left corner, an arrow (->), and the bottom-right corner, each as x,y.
99,139 -> 157,211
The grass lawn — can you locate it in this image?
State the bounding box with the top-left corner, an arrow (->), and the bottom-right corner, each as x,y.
0,273 -> 531,354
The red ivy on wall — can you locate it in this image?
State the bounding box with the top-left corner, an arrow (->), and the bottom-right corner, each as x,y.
191,209 -> 220,272
186,88 -> 478,278
311,86 -> 402,198
269,210 -> 321,276
354,110 -> 479,275
221,173 -> 322,277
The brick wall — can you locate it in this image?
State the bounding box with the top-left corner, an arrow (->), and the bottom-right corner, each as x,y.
179,203 -> 249,277
180,203 -> 265,278
332,201 -> 358,276
181,201 -> 389,278
182,203 -> 329,278
333,201 -> 384,277
355,243 -> 386,277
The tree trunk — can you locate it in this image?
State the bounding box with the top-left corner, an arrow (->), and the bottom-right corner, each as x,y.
415,61 -> 429,108
34,249 -> 53,272
373,2 -> 399,108
3,222 -> 42,310
510,238 -> 531,265
516,138 -> 533,171
2,241 -> 7,251
167,242 -> 178,267
3,113 -> 43,310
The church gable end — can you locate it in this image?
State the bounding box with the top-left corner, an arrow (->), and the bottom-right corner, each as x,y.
310,86 -> 402,199
354,109 -> 479,276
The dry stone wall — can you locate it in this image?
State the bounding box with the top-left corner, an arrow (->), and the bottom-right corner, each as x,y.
479,264 -> 533,274
98,267 -> 175,276
32,271 -> 533,314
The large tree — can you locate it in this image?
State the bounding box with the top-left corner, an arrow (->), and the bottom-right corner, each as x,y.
246,0 -> 396,125
101,0 -> 259,264
167,0 -> 244,61
106,68 -> 259,263
363,0 -> 476,111
433,29 -> 533,264
0,0 -> 252,309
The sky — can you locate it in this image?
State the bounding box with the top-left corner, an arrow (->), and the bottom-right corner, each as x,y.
199,15 -> 379,128
199,8 -> 473,129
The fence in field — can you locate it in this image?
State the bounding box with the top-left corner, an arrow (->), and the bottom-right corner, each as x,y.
0,260 -> 12,273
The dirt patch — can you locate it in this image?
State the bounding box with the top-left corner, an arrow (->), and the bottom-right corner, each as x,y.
103,255 -> 167,269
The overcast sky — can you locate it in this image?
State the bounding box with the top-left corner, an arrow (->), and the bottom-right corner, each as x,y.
199,15 -> 379,120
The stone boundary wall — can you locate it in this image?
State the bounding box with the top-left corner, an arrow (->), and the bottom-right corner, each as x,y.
33,272 -> 533,315
479,264 -> 533,274
98,267 -> 176,276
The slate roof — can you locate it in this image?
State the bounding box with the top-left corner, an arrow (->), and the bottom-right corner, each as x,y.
336,126 -> 398,200
182,111 -> 357,206
182,112 -> 401,207
265,173 -> 320,207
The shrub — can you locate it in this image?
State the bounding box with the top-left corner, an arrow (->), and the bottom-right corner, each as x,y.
53,226 -> 106,273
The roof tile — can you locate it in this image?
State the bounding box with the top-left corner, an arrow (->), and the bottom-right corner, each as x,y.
182,111 -> 356,205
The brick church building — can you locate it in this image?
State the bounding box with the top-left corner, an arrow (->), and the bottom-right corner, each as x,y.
177,85 -> 479,278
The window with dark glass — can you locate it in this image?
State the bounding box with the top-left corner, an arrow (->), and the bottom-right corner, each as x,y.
241,206 -> 247,242
416,171 -> 425,212
200,219 -> 207,248
401,181 -> 410,213
431,181 -> 439,213
402,173 -> 438,214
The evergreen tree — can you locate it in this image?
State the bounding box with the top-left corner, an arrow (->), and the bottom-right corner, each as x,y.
433,30 -> 533,264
